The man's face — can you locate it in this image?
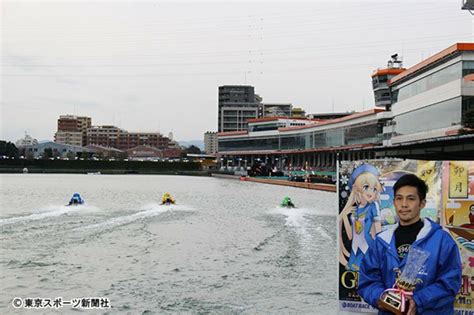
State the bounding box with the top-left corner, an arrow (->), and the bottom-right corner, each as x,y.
394,186 -> 426,226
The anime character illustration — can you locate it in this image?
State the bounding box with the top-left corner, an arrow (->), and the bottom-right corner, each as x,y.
339,164 -> 383,271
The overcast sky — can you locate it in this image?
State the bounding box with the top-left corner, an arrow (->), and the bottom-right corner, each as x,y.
1,0 -> 472,142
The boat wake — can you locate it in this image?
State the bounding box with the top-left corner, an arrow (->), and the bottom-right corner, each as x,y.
0,205 -> 96,227
268,207 -> 332,241
78,203 -> 191,233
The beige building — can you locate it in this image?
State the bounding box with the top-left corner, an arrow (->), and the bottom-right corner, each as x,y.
54,115 -> 92,146
204,131 -> 218,154
54,131 -> 83,146
87,125 -> 171,150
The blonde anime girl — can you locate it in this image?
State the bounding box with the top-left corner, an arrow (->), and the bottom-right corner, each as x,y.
339,164 -> 383,271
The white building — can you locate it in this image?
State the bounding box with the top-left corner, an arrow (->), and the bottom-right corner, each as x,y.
22,141 -> 90,158
385,43 -> 474,145
15,133 -> 38,147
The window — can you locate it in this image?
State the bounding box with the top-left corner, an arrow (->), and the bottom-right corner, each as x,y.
393,97 -> 461,136
462,61 -> 474,76
395,62 -> 462,102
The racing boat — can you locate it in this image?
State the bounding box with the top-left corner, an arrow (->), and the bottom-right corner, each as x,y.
67,193 -> 85,206
161,192 -> 176,205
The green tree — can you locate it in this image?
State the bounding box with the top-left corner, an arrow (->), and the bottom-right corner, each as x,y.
66,151 -> 76,160
0,141 -> 19,158
52,149 -> 61,158
25,150 -> 35,160
462,108 -> 474,129
116,151 -> 128,161
93,152 -> 104,160
185,145 -> 201,155
43,148 -> 53,159
459,108 -> 474,134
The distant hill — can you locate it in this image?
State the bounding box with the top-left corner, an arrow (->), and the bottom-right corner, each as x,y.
178,140 -> 204,150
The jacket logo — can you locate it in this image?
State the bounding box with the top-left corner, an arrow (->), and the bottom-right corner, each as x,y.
397,244 -> 410,259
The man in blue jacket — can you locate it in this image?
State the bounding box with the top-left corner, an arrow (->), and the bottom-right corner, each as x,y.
357,174 -> 462,315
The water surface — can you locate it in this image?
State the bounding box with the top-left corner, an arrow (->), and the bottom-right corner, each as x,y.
0,174 -> 337,313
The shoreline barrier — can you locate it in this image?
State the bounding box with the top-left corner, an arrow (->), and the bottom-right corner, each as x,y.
211,173 -> 336,192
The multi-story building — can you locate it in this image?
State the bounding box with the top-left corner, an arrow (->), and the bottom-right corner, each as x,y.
87,125 -> 123,148
291,107 -> 306,117
54,115 -> 92,146
307,112 -> 355,120
15,133 -> 38,147
218,109 -> 385,169
218,85 -> 261,132
87,125 -> 170,151
384,43 -> 474,145
54,131 -> 83,147
246,117 -> 310,132
259,103 -> 292,117
215,43 -> 474,169
204,131 -> 218,154
372,54 -> 406,109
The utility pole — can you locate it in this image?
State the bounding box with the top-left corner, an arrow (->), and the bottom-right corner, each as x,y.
462,0 -> 474,40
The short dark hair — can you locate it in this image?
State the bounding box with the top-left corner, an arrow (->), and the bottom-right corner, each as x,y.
393,174 -> 428,201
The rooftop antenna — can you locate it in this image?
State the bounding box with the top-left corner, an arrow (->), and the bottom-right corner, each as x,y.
461,0 -> 474,15
387,53 -> 403,69
465,1 -> 474,41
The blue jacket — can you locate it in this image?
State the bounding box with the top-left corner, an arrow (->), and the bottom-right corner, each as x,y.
357,218 -> 462,314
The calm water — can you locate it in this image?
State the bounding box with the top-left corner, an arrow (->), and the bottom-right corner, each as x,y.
0,174 -> 337,314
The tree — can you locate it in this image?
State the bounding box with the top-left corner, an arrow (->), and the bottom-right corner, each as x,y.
180,145 -> 201,158
185,145 -> 201,155
0,141 -> 19,158
77,151 -> 88,159
459,108 -> 474,134
52,149 -> 61,158
25,150 -> 35,160
93,152 -> 104,160
117,151 -> 128,161
43,148 -> 53,159
66,151 -> 76,160
462,108 -> 474,129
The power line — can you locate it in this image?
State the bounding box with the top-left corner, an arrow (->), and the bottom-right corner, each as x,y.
2,33 -> 470,68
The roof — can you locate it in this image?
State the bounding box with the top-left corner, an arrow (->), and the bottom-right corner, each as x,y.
217,130 -> 248,137
389,43 -> 474,85
247,116 -> 313,123
278,108 -> 385,132
85,144 -> 124,153
186,153 -> 216,158
371,68 -> 406,78
217,109 -> 384,138
126,145 -> 162,153
218,143 -> 376,156
22,141 -> 87,151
